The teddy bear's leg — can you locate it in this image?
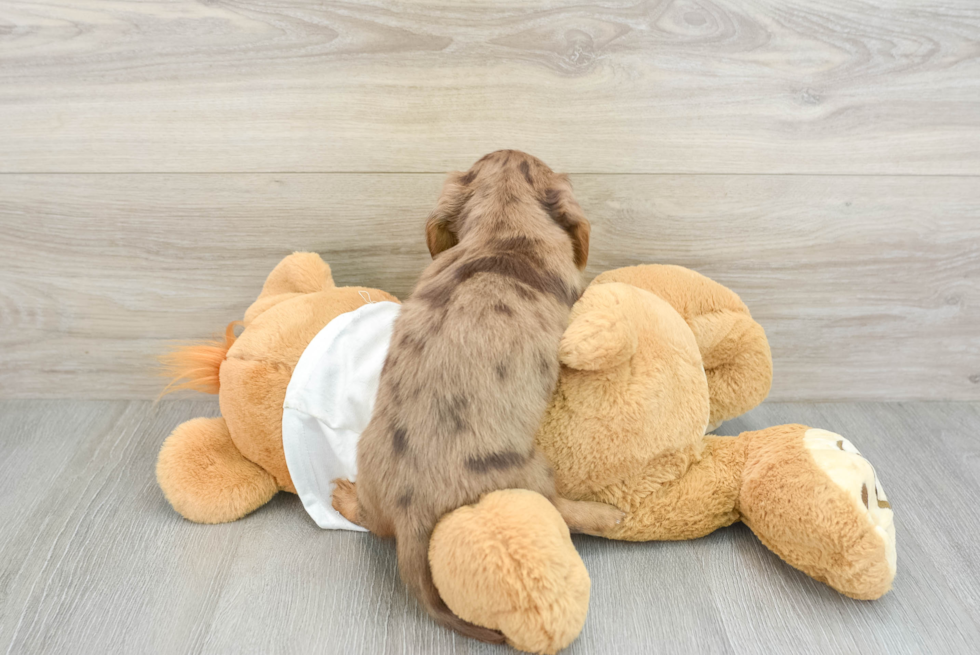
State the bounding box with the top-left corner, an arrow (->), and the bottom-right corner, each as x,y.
330,479 -> 395,537
687,310 -> 772,431
243,252 -> 335,325
738,424 -> 896,599
603,437 -> 748,541
157,417 -> 279,523
591,265 -> 773,431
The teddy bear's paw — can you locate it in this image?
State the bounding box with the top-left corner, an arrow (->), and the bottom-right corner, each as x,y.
802,429 -> 897,578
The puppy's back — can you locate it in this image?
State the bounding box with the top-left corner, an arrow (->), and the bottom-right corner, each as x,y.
356,150 -> 591,642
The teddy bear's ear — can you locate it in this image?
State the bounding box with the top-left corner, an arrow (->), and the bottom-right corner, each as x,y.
244,252 -> 335,325
559,310 -> 637,370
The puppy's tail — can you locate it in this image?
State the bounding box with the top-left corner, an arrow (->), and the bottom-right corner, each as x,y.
397,519 -> 505,645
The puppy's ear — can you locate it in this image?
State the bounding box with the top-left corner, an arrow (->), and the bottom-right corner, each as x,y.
425,172 -> 470,258
542,177 -> 590,270
568,218 -> 591,271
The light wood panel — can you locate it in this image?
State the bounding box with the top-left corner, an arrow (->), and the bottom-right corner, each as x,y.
1,399 -> 979,653
1,0 -> 978,174
1,173 -> 977,400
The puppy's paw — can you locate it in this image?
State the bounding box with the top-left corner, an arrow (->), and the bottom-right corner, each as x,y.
331,478 -> 360,524
583,501 -> 626,535
554,498 -> 625,536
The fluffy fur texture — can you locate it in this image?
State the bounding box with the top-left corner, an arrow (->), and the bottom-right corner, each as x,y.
738,425 -> 895,600
592,265 -> 772,430
157,417 -> 278,523
539,281 -> 712,512
351,151 -> 620,644
430,489 -> 590,655
159,321 -> 240,395
531,270 -> 894,597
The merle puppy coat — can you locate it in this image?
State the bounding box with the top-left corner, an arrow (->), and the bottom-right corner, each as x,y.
336,150 -> 622,643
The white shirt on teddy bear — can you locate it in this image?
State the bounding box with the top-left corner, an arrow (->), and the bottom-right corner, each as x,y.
282,300 -> 400,531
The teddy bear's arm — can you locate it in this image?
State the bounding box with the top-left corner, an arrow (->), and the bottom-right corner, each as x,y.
558,308 -> 637,371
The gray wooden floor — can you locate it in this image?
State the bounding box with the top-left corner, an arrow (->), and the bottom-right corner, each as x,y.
1,400 -> 978,655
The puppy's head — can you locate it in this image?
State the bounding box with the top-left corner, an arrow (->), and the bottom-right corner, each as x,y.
426,150 -> 591,270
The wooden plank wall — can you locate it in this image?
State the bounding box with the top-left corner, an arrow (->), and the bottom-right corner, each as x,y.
1,0 -> 978,400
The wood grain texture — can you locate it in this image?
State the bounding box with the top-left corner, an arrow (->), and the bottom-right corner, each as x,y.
1,173 -> 978,400
1,399 -> 978,654
1,0 -> 978,174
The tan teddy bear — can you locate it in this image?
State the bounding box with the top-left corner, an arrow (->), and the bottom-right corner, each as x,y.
537,265 -> 895,598
157,254 -> 896,655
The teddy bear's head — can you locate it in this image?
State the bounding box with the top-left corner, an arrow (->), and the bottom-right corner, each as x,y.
536,282 -> 711,501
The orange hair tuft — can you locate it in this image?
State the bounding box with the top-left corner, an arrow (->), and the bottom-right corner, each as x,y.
159,321 -> 241,396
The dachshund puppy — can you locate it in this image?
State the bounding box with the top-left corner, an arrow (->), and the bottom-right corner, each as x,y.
335,150 -> 623,643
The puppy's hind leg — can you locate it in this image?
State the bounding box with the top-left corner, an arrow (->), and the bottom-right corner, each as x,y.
331,478 -> 360,524
553,497 -> 624,537
521,453 -> 624,537
331,479 -> 395,537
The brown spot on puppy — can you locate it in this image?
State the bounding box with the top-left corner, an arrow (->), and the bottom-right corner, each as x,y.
493,236 -> 544,262
538,351 -> 557,397
455,255 -> 576,306
465,450 -> 526,473
437,394 -> 469,434
520,160 -> 533,184
418,282 -> 454,308
392,428 -> 408,455
513,282 -> 536,301
352,150 -> 614,644
538,352 -> 552,376
399,333 -> 428,352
